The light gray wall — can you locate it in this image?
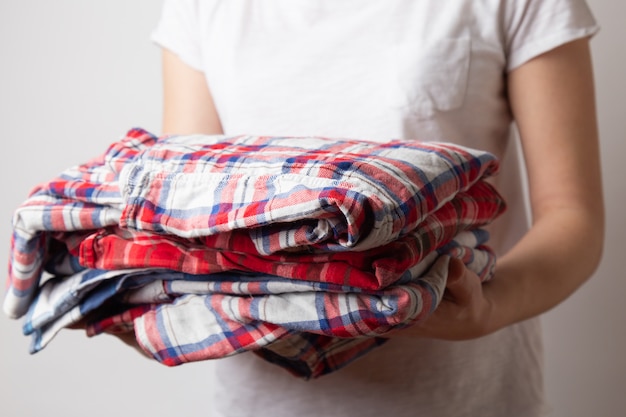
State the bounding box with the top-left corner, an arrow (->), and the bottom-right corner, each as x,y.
0,1 -> 623,416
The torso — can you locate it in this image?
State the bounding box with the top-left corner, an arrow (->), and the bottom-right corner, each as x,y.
151,0 -> 600,414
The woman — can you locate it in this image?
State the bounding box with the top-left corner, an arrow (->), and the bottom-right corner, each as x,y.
151,0 -> 604,415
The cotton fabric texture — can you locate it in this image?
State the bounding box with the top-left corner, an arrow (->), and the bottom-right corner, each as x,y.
150,0 -> 599,416
5,129 -> 504,378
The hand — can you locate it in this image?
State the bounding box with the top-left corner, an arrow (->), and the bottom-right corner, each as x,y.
395,256 -> 498,340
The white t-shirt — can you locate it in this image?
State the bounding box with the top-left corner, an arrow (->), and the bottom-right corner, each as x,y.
151,1 -> 598,416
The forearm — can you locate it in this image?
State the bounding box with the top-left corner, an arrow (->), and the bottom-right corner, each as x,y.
484,204 -> 604,332
391,203 -> 604,341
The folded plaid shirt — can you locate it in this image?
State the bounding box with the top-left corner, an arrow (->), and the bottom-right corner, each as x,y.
77,181 -> 500,290
117,133 -> 501,254
24,234 -> 488,379
5,128 -> 505,378
6,129 -> 155,318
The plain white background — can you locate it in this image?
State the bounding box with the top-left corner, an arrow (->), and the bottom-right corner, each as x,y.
0,1 -> 623,416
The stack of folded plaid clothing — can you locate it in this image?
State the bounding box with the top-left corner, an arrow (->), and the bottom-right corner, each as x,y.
4,128 -> 506,379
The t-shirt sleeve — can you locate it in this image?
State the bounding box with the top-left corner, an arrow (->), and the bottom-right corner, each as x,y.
504,0 -> 599,72
151,0 -> 204,71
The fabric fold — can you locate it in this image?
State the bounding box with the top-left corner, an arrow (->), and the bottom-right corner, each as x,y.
4,128 -> 506,378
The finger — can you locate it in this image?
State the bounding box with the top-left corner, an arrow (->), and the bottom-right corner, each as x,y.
442,257 -> 475,305
445,256 -> 466,284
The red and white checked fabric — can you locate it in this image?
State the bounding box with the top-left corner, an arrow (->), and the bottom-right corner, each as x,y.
5,129 -> 155,318
83,244 -> 490,379
4,128 -> 506,377
5,128 -> 503,317
117,133 -> 502,254
77,181 -> 501,290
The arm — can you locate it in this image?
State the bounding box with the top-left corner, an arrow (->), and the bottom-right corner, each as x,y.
161,48 -> 223,135
398,38 -> 604,340
491,37 -> 604,327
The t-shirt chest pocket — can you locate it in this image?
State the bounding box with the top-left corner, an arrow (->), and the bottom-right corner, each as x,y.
385,37 -> 471,119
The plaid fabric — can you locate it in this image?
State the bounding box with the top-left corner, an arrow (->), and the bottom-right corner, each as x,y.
22,231 -> 495,378
4,128 -> 505,378
22,267 -> 156,353
81,252 -> 474,378
78,182 -> 501,290
118,133 -> 501,253
5,129 -> 502,318
5,128 -> 156,318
